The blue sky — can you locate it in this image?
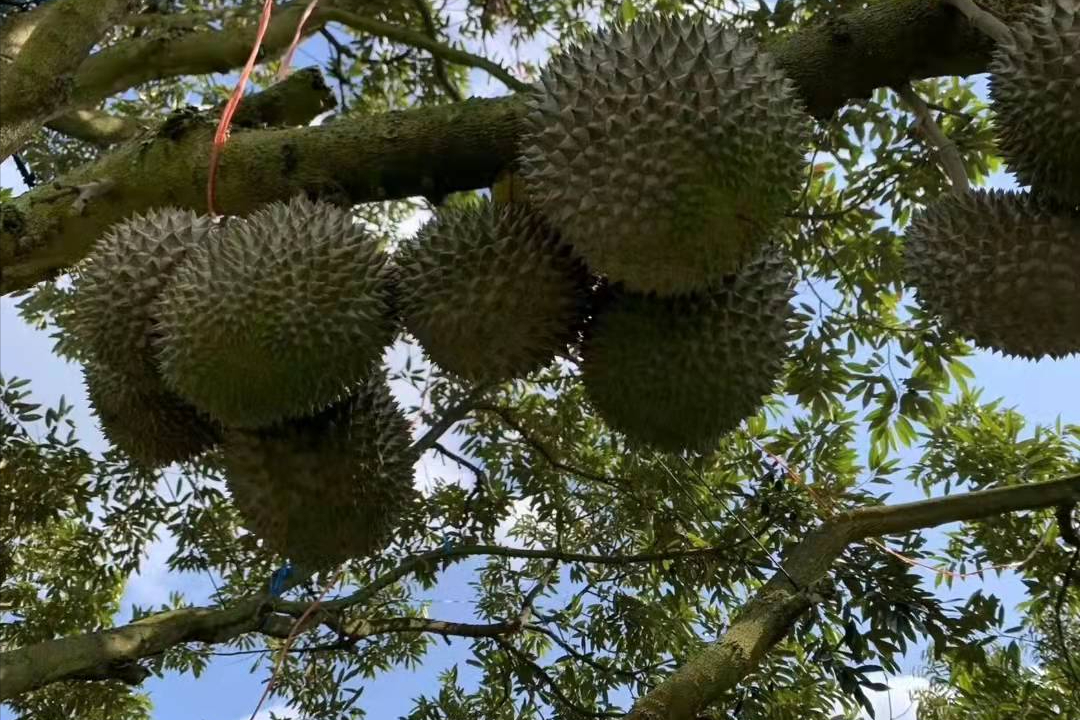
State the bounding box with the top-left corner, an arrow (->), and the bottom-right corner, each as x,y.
3,8 -> 1080,720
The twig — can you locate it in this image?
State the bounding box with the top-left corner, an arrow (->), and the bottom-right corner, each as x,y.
323,7 -> 529,93
410,0 -> 462,101
275,542 -> 732,616
409,385 -> 488,457
896,83 -> 969,194
11,154 -> 36,188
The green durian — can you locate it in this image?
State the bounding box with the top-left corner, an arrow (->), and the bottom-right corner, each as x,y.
222,376 -> 416,566
154,196 -> 398,428
581,249 -> 796,452
83,361 -> 220,468
521,15 -> 811,295
989,0 -> 1080,206
396,200 -> 589,382
69,208 -> 214,386
904,189 -> 1080,359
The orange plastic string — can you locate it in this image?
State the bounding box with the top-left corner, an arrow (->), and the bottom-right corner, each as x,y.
277,0 -> 321,81
207,0 -> 276,217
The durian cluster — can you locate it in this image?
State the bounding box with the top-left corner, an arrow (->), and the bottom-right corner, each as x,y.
69,15 -> 813,514
904,0 -> 1080,360
70,197 -> 413,567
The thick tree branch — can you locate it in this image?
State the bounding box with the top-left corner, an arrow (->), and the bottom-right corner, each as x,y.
625,474 -> 1080,720
0,0 -> 136,160
0,0 -> 1033,294
44,66 -> 333,146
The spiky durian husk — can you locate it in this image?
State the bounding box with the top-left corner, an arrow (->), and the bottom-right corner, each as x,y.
581,250 -> 795,452
989,0 -> 1080,206
222,377 -> 416,566
521,15 -> 811,295
69,208 -> 214,386
83,361 -> 220,468
396,201 -> 589,382
904,190 -> 1080,359
154,196 -> 398,429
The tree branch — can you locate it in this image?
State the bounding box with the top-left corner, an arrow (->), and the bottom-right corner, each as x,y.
45,109 -> 147,147
2,474 -> 1075,701
409,385 -> 490,457
43,66 -> 334,147
625,473 -> 1080,720
0,0 -> 136,160
1,0 -> 1034,294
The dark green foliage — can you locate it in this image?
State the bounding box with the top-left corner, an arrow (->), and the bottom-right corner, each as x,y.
155,196 -> 398,428
581,249 -> 796,451
522,15 -> 810,295
397,200 -> 589,382
904,189 -> 1080,359
222,376 -> 416,566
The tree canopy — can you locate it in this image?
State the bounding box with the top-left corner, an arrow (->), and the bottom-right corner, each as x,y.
1,1 -> 1078,719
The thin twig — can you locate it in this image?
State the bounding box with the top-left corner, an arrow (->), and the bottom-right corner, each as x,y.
409,385 -> 488,457
410,0 -> 462,101
11,154 -> 36,188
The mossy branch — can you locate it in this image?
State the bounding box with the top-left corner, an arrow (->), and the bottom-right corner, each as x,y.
43,68 -> 334,147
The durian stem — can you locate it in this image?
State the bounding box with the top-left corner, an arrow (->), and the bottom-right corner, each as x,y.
896,83 -> 970,195
942,0 -> 1013,45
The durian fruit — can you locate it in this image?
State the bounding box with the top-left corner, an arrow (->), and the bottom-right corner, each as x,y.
581,249 -> 795,452
396,200 -> 589,382
989,0 -> 1080,206
68,208 -> 214,386
154,196 -> 398,429
83,361 -> 221,468
221,376 -> 416,566
904,189 -> 1080,359
521,15 -> 811,295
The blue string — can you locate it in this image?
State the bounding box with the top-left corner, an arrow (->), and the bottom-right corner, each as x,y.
268,562 -> 293,597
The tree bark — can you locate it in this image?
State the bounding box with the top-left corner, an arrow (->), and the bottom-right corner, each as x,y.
0,0 -> 1028,295
1,475 -> 1075,703
624,474 -> 1080,720
0,0 -> 136,161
